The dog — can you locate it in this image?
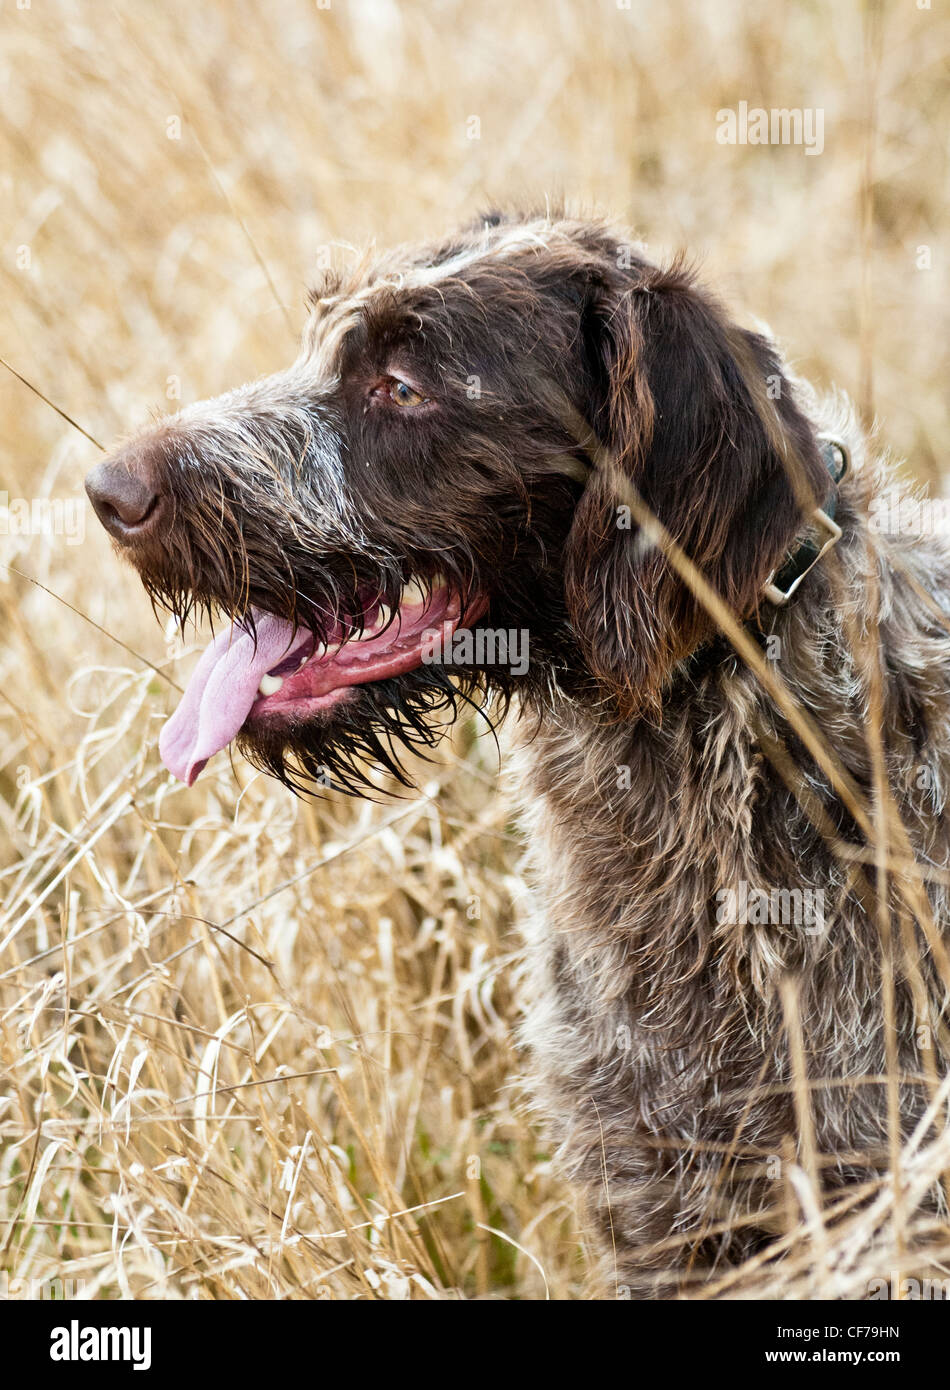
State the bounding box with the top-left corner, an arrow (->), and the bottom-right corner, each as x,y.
85,211 -> 950,1296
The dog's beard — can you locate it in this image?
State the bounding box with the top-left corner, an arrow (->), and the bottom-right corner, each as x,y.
235,663 -> 505,797
138,548 -> 377,639
122,487 -> 579,794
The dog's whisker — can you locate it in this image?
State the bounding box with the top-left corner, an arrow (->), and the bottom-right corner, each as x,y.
84,209 -> 950,1295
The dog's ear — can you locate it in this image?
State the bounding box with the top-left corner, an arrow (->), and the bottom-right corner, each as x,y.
564,259 -> 828,717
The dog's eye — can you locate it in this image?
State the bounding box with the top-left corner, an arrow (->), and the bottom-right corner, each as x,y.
389,379 -> 426,408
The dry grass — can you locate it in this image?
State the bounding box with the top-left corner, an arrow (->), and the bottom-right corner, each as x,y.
1,0 -> 948,1300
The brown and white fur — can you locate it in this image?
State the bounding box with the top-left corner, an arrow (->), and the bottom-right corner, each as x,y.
85,211 -> 950,1296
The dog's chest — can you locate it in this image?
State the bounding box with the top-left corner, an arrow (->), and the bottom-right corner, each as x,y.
505,709 -> 791,1137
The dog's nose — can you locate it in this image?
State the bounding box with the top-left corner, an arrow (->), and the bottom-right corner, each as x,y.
85,443 -> 165,542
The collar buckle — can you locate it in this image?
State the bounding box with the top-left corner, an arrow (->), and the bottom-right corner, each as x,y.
763,507 -> 843,606
763,435 -> 850,607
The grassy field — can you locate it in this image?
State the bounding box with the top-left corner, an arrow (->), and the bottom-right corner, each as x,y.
1,0 -> 948,1299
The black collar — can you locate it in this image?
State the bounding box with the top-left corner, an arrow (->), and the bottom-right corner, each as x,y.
762,436 -> 849,605
555,395 -> 850,599
683,435 -> 850,683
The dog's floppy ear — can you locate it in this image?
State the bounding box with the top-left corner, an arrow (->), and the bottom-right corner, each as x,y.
564,259 -> 828,717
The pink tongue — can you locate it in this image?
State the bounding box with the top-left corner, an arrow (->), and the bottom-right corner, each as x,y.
159,610 -> 309,786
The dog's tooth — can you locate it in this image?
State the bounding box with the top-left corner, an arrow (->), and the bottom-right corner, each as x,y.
258,674 -> 284,696
400,578 -> 427,607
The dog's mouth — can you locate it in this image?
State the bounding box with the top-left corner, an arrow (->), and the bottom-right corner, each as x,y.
159,577 -> 488,785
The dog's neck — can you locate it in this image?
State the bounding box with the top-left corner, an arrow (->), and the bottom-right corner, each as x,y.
759,434 -> 849,605
510,408 -> 950,1018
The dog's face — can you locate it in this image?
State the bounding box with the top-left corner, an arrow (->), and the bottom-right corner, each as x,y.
85,213 -> 827,793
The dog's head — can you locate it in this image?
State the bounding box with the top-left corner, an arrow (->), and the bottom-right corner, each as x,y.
85,212 -> 828,792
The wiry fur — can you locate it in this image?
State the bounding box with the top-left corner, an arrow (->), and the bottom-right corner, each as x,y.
87,211 -> 950,1296
514,400 -> 950,1292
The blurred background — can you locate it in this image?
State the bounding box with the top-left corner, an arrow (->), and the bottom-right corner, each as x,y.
0,0 -> 947,1299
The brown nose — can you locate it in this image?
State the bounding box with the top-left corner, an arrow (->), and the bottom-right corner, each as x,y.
85,442 -> 165,542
